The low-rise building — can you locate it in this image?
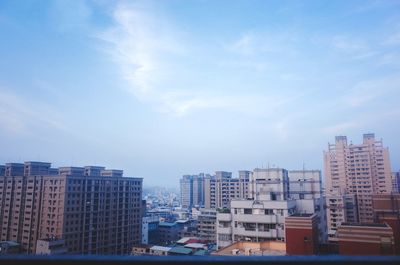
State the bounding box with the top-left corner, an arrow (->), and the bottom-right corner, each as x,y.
197,208 -> 217,243
35,238 -> 67,255
337,223 -> 395,255
285,214 -> 319,255
0,241 -> 20,254
216,199 -> 296,249
212,241 -> 286,256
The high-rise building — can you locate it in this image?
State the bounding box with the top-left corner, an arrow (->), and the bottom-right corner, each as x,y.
324,133 -> 393,232
180,174 -> 205,209
288,170 -> 322,200
216,168 -> 327,249
204,171 -> 250,209
0,161 -> 142,254
392,171 -> 400,194
248,168 -> 289,201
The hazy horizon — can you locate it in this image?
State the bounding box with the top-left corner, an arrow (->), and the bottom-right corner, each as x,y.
1,0 -> 399,188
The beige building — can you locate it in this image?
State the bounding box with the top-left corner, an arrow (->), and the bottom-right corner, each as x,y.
204,171 -> 250,209
324,134 -> 393,232
0,161 -> 142,254
197,208 -> 217,243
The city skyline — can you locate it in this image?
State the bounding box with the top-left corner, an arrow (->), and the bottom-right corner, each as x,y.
1,0 -> 400,188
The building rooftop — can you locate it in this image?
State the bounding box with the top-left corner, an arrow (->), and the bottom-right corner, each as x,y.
213,241 -> 286,256
288,213 -> 314,217
150,246 -> 171,252
341,222 -> 388,228
168,246 -> 193,255
184,243 -> 206,249
0,241 -> 19,247
159,222 -> 176,227
193,249 -> 207,256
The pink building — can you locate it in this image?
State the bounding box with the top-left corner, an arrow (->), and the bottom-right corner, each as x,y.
324,134 -> 392,235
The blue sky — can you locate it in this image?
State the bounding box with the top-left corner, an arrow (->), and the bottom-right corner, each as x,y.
0,0 -> 399,187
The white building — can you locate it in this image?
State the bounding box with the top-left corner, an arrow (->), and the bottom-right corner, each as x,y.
288,170 -> 322,199
141,215 -> 160,244
35,238 -> 67,255
216,168 -> 327,249
217,199 -> 296,249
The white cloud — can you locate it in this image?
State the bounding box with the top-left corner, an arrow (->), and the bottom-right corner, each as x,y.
322,122 -> 361,135
343,75 -> 400,108
0,88 -> 69,136
98,3 -> 295,117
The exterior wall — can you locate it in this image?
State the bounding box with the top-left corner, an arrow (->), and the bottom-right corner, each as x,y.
324,134 -> 393,232
0,172 -> 45,253
142,216 -> 159,244
288,170 -> 322,199
372,194 -> 400,254
296,198 -> 327,243
204,171 -> 249,209
285,214 -> 319,255
326,194 -> 358,239
392,172 -> 400,193
197,208 -> 216,243
35,238 -> 67,255
157,223 -> 179,245
0,161 -> 142,254
337,223 -> 395,255
248,168 -> 289,201
180,174 -> 206,209
216,199 -> 296,249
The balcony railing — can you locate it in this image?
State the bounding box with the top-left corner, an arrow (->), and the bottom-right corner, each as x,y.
0,255 -> 399,265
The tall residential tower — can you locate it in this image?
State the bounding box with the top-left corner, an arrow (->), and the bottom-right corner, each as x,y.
324,134 -> 392,234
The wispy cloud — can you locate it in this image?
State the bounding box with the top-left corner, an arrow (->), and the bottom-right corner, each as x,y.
97,3 -> 296,117
343,75 -> 400,108
322,121 -> 361,135
0,88 -> 69,136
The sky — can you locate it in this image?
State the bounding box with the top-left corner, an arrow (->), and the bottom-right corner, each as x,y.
0,0 -> 399,188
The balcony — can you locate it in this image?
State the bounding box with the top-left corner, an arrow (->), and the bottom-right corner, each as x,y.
232,214 -> 278,223
217,227 -> 232,234
217,213 -> 232,222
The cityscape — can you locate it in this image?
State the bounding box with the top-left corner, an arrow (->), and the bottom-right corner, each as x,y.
0,133 -> 399,256
0,0 -> 400,262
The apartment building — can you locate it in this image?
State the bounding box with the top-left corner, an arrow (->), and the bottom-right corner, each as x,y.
324,134 -> 393,232
392,171 -> 400,193
288,170 -> 322,200
0,161 -> 142,254
216,168 -> 327,248
180,174 -> 206,209
197,208 -> 217,243
325,194 -> 358,241
204,171 -> 250,209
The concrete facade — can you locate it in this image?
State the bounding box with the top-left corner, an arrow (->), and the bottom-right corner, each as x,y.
204,171 -> 250,209
372,194 -> 400,254
180,174 -> 206,209
197,208 -> 217,243
285,213 -> 319,255
324,134 -> 393,233
337,223 -> 395,255
0,161 -> 142,254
